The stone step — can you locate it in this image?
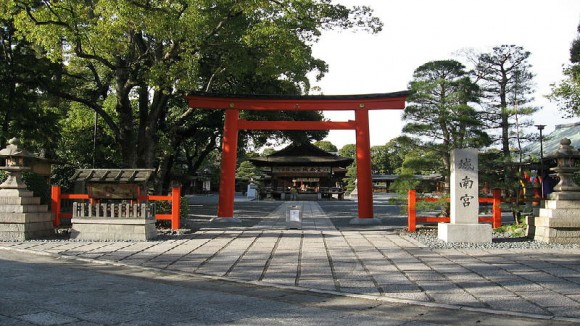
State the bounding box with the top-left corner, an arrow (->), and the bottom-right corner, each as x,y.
0,205 -> 48,213
0,196 -> 41,205
535,215 -> 580,227
0,189 -> 34,197
0,212 -> 53,224
539,208 -> 580,219
0,221 -> 54,232
544,200 -> 580,209
0,229 -> 54,241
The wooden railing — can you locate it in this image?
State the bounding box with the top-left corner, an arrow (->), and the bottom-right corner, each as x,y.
407,189 -> 502,232
72,202 -> 154,219
51,186 -> 181,230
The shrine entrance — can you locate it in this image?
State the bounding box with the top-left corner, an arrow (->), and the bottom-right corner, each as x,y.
185,92 -> 409,223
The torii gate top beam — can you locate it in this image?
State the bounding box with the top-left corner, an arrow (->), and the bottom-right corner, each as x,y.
185,91 -> 410,111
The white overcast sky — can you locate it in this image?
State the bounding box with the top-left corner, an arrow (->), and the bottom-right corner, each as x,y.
310,0 -> 580,149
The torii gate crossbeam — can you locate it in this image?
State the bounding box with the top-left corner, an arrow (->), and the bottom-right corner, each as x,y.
185,92 -> 409,223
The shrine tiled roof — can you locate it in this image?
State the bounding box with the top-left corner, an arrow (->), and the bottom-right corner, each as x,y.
70,169 -> 155,183
523,122 -> 580,157
249,142 -> 353,167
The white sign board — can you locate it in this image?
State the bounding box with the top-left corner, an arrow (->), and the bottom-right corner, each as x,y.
289,209 -> 301,222
247,184 -> 257,199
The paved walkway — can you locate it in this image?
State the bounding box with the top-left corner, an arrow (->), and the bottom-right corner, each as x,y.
1,201 -> 580,324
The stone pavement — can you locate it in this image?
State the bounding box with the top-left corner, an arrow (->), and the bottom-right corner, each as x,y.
1,200 -> 580,325
2,249 -> 569,326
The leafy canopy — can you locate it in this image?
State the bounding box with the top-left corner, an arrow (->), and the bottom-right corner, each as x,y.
548,23 -> 580,118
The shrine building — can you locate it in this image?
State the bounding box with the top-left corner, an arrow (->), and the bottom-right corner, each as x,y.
249,142 -> 353,200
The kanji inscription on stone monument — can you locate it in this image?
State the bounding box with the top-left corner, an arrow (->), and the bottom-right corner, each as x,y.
451,149 -> 479,224
438,148 -> 492,243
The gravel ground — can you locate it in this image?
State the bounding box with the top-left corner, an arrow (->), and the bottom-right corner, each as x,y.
403,227 -> 580,250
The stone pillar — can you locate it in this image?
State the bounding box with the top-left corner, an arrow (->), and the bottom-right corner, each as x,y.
438,148 -> 492,243
534,138 -> 580,243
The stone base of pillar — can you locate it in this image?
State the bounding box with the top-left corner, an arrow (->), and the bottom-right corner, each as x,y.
0,189 -> 54,241
210,217 -> 242,224
534,199 -> 580,243
438,223 -> 492,243
71,218 -> 157,241
349,217 -> 382,225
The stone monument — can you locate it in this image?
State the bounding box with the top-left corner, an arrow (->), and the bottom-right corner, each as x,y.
438,148 -> 492,243
534,138 -> 580,244
0,138 -> 54,240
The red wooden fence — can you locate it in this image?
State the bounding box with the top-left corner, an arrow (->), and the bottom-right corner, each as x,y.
51,186 -> 181,230
407,188 -> 502,232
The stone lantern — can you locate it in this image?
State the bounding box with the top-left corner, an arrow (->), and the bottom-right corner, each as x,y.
0,137 -> 54,240
547,138 -> 580,199
0,138 -> 35,191
533,138 -> 580,243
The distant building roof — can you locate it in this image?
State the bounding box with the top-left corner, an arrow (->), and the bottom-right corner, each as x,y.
524,122 -> 580,157
249,142 -> 353,167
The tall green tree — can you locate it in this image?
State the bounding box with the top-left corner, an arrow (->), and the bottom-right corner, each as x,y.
338,143 -> 356,159
473,45 -> 538,159
313,140 -> 338,152
236,160 -> 263,183
383,136 -> 419,174
403,60 -> 490,187
3,0 -> 382,186
338,143 -> 356,192
548,23 -> 580,118
0,16 -> 61,153
370,145 -> 390,174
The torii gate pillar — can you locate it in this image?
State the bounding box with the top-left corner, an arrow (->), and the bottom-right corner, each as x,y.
215,108 -> 241,222
352,108 -> 379,224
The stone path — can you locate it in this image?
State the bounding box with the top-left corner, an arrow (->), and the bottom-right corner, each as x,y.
1,201 -> 579,323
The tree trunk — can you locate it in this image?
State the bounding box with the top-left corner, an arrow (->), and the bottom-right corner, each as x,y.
115,65 -> 138,168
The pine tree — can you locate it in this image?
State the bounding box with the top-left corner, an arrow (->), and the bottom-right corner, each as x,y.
474,45 -> 538,159
403,60 -> 490,188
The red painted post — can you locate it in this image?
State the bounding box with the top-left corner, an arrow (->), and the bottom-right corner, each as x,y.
354,108 -> 373,219
492,188 -> 502,228
408,189 -> 417,232
51,185 -> 61,227
217,108 -> 239,218
171,186 -> 181,230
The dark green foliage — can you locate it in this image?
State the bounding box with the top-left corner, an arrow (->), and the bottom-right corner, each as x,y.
549,23 -> 580,118
3,0 -> 382,192
338,144 -> 356,159
404,60 -> 490,183
0,18 -> 62,156
338,144 -> 357,192
474,45 -> 537,158
313,140 -> 338,153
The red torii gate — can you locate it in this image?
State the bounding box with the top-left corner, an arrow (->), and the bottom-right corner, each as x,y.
185,92 -> 409,223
